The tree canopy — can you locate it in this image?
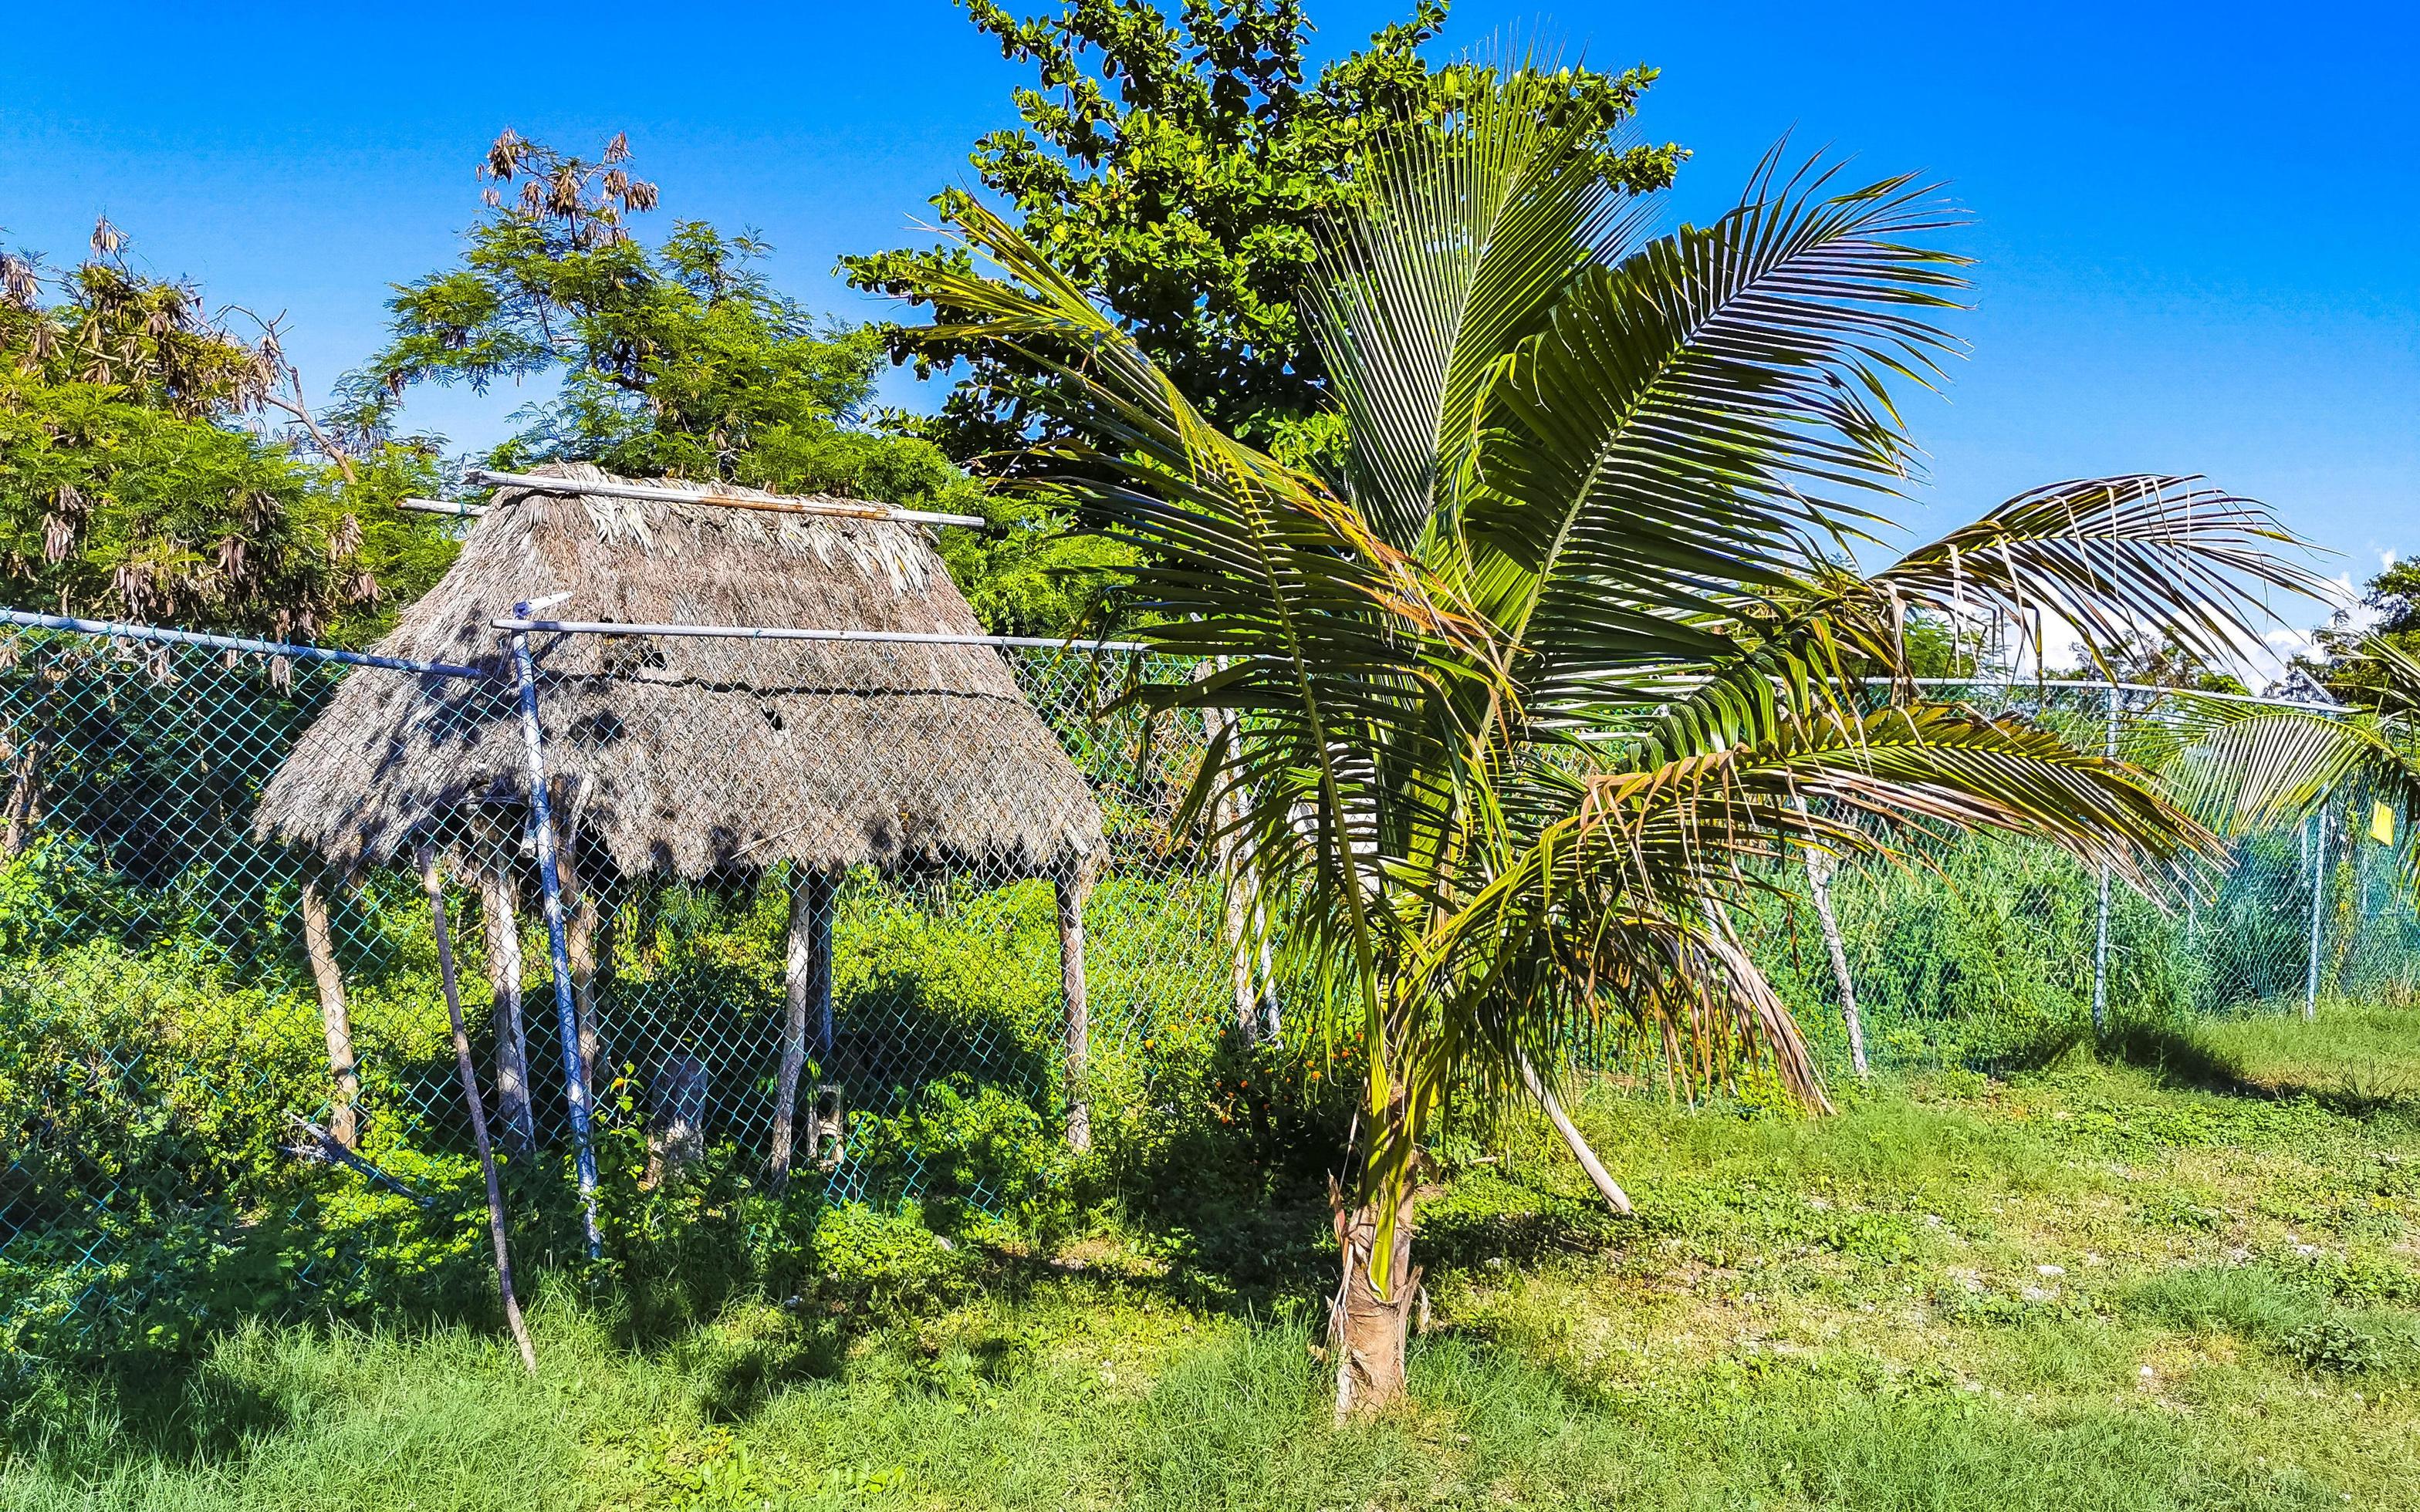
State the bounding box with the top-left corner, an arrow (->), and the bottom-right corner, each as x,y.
346,132 -> 1125,636
2303,557 -> 2420,704
842,0 -> 1681,462
0,224 -> 450,643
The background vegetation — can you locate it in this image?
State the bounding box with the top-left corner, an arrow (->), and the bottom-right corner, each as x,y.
2,0 -> 2416,1499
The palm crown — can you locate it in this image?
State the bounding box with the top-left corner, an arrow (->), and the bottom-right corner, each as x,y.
897,73 -> 2324,1408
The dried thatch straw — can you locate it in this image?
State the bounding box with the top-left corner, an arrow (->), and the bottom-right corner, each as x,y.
255,463 -> 1104,884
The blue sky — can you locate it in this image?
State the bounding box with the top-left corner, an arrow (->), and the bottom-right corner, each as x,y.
2,1 -> 2412,657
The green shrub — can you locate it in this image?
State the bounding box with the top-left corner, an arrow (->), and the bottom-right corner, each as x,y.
2280,1316 -> 2389,1374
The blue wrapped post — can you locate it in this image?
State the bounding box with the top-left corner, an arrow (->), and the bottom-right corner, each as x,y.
508,599 -> 600,1256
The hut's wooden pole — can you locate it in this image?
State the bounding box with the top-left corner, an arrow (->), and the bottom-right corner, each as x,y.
298,872 -> 360,1150
1056,866 -> 1093,1153
478,859 -> 537,1157
467,469 -> 987,528
2,729 -> 47,858
509,609 -> 601,1257
555,799 -> 605,1102
769,869 -> 836,1190
418,842 -> 537,1375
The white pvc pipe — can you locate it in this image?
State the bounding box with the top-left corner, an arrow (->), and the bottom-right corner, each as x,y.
468,470 -> 988,529
492,617 -> 1150,653
2305,811 -> 2328,1020
2092,681 -> 2118,1035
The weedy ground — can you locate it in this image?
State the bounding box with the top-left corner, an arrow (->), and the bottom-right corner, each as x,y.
11,1001 -> 2420,1510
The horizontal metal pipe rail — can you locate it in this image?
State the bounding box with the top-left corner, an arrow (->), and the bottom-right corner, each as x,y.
0,608 -> 487,678
1889,674 -> 2344,714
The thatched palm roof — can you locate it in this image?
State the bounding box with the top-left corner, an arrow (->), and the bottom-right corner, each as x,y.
255,464 -> 1104,883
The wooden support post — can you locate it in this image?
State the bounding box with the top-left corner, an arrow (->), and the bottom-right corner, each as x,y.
419,842 -> 536,1374
2,729 -> 46,857
1199,689 -> 1261,1040
1516,1052 -> 1631,1215
1792,796 -> 1867,1079
556,808 -> 605,1102
1057,866 -> 1093,1152
479,860 -> 537,1157
644,1052 -> 709,1188
299,872 -> 360,1149
769,869 -> 836,1190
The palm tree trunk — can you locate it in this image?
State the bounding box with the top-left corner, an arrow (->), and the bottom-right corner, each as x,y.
1329,1173 -> 1421,1416
299,874 -> 360,1149
418,843 -> 536,1374
481,863 -> 536,1157
769,869 -> 835,1189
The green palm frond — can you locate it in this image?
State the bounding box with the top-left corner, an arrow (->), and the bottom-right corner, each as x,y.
1870,475 -> 2326,672
906,197 -> 1515,1080
2151,640 -> 2420,888
1466,159 -> 1968,705
1306,77 -> 1655,546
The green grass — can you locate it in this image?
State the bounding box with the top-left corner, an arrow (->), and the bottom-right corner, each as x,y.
12,1001 -> 2420,1510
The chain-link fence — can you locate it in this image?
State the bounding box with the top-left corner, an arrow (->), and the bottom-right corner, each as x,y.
2,613 -> 2414,1352
1746,680 -> 2420,1077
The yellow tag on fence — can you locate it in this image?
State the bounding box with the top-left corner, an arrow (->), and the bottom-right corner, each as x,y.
2375,802 -> 2397,847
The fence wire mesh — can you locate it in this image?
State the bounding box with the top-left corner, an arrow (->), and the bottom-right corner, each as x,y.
0,617 -> 2413,1352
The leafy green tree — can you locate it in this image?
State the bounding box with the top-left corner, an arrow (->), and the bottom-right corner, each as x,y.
2075,625 -> 2251,694
904,82 -> 2311,1411
842,0 -> 1680,460
0,222 -> 448,643
346,133 -> 1124,635
2303,557 -> 2420,704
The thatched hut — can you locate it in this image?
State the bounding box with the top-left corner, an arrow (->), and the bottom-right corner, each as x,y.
255,463 -> 1108,1165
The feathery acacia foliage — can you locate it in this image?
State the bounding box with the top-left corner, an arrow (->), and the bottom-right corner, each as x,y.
0,223 -> 450,642
347,132 -> 1127,636
893,72 -> 2325,1408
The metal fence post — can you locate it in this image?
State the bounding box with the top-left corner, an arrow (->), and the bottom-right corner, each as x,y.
2305,808 -> 2327,1021
2091,682 -> 2117,1036
507,602 -> 601,1256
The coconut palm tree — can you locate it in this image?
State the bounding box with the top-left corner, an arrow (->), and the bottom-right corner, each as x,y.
897,78 -> 2321,1412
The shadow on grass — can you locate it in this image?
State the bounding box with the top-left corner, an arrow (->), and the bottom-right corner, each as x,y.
2100,1014 -> 2420,1121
